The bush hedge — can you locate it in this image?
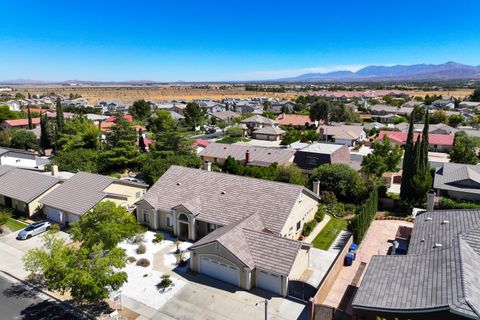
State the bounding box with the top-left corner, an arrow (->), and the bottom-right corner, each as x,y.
438,197 -> 480,209
302,220 -> 317,237
136,244 -> 147,254
352,188 -> 378,243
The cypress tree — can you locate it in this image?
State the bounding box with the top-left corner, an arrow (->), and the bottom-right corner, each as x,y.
40,113 -> 51,151
400,108 -> 416,202
27,106 -> 33,130
56,97 -> 64,133
138,129 -> 146,152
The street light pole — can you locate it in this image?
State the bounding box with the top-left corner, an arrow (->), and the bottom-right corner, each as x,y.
256,299 -> 268,320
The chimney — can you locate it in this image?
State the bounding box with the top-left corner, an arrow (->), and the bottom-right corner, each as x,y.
204,160 -> 212,172
51,165 -> 59,177
313,179 -> 320,197
245,150 -> 250,164
427,190 -> 435,212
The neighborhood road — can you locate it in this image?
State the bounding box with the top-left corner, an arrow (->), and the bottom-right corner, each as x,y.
0,273 -> 80,320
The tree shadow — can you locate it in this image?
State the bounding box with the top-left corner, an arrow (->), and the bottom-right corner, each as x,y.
21,300 -> 80,320
3,282 -> 38,299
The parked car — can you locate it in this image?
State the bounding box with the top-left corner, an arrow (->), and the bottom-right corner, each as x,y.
16,221 -> 51,240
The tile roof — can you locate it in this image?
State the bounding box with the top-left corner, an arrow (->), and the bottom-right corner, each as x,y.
376,131 -> 454,146
209,111 -> 241,121
253,126 -> 285,135
0,169 -> 60,203
140,165 -> 317,234
275,114 -> 314,126
105,114 -> 133,122
299,142 -> 344,154
370,104 -> 399,113
318,125 -> 364,140
434,163 -> 480,196
40,172 -> 116,215
0,165 -> 16,177
241,115 -> 278,126
353,209 -> 480,318
190,213 -> 303,275
199,143 -> 295,166
3,118 -> 41,126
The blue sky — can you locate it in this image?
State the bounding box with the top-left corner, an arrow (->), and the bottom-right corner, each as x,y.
1,0 -> 480,81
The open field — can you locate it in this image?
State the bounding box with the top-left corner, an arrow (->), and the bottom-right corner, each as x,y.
409,89 -> 473,99
11,85 -> 301,103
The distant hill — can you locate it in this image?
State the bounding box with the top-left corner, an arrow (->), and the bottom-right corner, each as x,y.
276,62 -> 480,82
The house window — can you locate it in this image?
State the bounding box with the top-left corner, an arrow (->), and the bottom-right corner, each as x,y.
306,157 -> 318,166
142,209 -> 149,224
135,191 -> 143,199
166,214 -> 173,227
296,221 -> 301,231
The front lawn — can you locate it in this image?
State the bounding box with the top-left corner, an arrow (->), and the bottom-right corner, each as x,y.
5,218 -> 27,231
312,216 -> 348,250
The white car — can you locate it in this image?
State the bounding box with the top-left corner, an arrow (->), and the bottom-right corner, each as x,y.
16,221 -> 52,240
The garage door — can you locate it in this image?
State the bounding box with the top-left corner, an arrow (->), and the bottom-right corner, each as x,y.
257,270 -> 282,295
46,207 -> 62,223
200,256 -> 239,287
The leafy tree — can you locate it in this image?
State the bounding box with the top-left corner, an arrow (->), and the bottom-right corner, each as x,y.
154,130 -> 194,154
449,131 -> 480,164
9,129 -> 38,150
148,109 -> 177,133
223,156 -> 239,174
139,151 -> 202,185
184,102 -> 205,130
23,232 -> 128,302
15,93 -> 25,99
0,105 -> 21,122
0,208 -> 12,231
55,97 -> 64,132
430,110 -> 447,124
129,99 -> 152,121
447,114 -> 464,128
56,116 -> 100,152
70,201 -> 140,250
40,113 -> 53,151
470,88 -> 480,102
280,130 -> 301,145
101,118 -> 139,171
276,164 -> 307,185
310,163 -> 367,203
309,100 -> 330,123
138,129 -> 146,152
50,148 -> 100,172
225,127 -> 244,137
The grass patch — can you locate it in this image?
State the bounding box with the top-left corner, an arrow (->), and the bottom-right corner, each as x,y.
312,216 -> 348,250
216,136 -> 250,144
6,218 -> 27,231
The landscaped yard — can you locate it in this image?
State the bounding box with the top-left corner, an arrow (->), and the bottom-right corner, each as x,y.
5,218 -> 27,232
312,216 -> 348,250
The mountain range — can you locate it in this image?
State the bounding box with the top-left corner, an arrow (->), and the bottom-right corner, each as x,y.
275,62 -> 480,82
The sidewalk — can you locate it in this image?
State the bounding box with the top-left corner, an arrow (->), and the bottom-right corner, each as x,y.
304,215 -> 331,243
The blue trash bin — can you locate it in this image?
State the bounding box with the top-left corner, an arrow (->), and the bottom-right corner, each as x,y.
349,243 -> 358,252
344,252 -> 354,266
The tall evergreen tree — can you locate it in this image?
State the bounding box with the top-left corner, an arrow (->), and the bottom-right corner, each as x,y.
27,106 -> 33,130
56,97 -> 65,133
40,113 -> 52,151
400,108 -> 416,202
138,129 -> 146,152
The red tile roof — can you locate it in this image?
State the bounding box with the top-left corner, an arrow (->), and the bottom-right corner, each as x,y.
193,138 -> 209,148
377,131 -> 454,146
3,118 -> 41,127
275,114 -> 315,126
105,114 -> 133,122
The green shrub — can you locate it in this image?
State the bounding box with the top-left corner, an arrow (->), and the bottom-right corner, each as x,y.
158,274 -> 173,291
439,197 -> 480,209
136,258 -> 150,267
315,205 -> 327,222
48,224 -> 60,233
127,256 -> 137,263
153,233 -> 164,243
302,220 -> 318,236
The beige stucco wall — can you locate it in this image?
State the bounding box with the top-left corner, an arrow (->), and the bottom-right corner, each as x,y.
281,191 -> 318,239
200,155 -> 228,166
190,242 -> 251,290
27,184 -> 61,217
103,183 -> 146,207
289,246 -> 310,280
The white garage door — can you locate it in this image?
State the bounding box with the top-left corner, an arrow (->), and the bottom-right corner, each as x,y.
200,256 -> 239,287
257,270 -> 282,295
46,207 -> 62,223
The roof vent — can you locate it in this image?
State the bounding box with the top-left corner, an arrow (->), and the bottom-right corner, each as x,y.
425,217 -> 432,221
221,191 -> 227,195
420,238 -> 425,242
434,243 -> 443,248
177,182 -> 181,186
441,220 -> 449,225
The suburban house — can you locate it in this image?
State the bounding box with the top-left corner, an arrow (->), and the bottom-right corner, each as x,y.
199,143 -> 295,166
376,131 -> 455,152
432,99 -> 455,109
40,172 -> 147,225
197,101 -> 226,113
317,125 -> 366,146
241,115 -> 278,132
370,104 -> 402,123
0,168 -> 61,217
252,125 -> 286,141
0,147 -> 41,168
434,163 -> 480,202
293,143 -> 351,173
394,122 -> 457,135
208,110 -> 241,122
267,101 -> 295,114
275,114 -> 316,127
353,209 -> 480,320
135,165 -> 319,296
193,138 -> 209,153
0,118 -> 41,130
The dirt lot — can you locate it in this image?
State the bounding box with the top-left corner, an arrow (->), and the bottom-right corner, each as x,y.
11,85 -> 300,104
409,89 -> 473,99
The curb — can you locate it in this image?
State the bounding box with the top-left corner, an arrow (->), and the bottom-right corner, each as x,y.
0,270 -> 94,320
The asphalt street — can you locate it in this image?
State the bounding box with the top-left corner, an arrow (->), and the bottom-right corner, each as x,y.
0,273 -> 80,320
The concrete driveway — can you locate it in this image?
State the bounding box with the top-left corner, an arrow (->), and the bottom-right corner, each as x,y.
1,230 -> 71,252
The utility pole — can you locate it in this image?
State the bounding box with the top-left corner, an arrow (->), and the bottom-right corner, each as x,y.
256,299 -> 268,320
